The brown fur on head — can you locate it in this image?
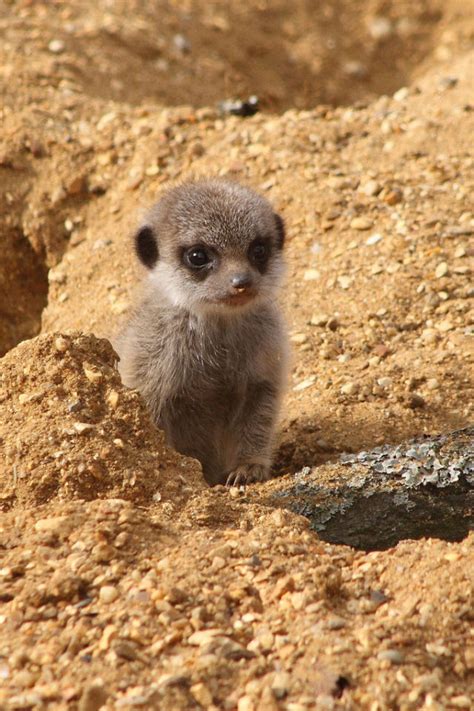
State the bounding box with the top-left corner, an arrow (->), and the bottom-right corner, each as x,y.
134,179 -> 286,315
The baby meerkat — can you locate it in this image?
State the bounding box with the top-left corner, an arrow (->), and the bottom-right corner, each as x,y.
117,178 -> 288,486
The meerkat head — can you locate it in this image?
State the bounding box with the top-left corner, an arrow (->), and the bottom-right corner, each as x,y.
134,179 -> 286,315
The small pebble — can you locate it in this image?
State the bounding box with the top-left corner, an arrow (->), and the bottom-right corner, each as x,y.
310,313 -> 328,327
343,61 -> 367,78
377,649 -> 404,664
449,697 -> 471,709
83,365 -> 102,383
361,179 -> 381,197
341,382 -> 358,395
303,269 -> 320,281
435,262 -> 449,278
350,216 -> 373,230
293,376 -> 316,392
73,422 -> 94,434
237,697 -> 254,711
384,188 -> 403,205
327,616 -> 347,630
393,87 -> 410,102
191,683 -> 213,707
338,275 -> 353,289
368,16 -> 393,40
99,586 -> 119,604
437,319 -> 454,332
173,34 -> 191,53
290,333 -> 308,344
107,390 -> 119,409
48,39 -> 65,54
421,328 -> 440,344
366,233 -> 383,245
34,516 -> 69,535
271,672 -> 291,700
377,377 -> 392,388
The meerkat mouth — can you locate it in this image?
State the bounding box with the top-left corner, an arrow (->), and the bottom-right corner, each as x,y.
215,291 -> 257,307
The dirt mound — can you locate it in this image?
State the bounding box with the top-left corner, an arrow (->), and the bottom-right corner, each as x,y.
0,333 -> 203,509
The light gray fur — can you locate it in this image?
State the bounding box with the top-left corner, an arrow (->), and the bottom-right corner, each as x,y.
116,179 -> 288,486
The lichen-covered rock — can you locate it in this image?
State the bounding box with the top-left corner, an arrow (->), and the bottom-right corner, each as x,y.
267,428 -> 474,550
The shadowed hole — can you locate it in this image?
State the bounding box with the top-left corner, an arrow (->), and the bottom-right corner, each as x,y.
0,228 -> 49,357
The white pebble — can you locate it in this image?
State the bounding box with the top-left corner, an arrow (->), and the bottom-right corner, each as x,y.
435,262 -> 449,278
366,233 -> 383,245
304,269 -> 320,281
48,39 -> 65,54
99,586 -> 119,604
340,382 -> 358,395
368,17 -> 393,40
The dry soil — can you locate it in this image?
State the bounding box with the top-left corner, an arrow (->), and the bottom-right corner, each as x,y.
0,1 -> 473,710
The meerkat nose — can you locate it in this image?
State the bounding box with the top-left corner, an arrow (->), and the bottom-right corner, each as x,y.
231,273 -> 253,292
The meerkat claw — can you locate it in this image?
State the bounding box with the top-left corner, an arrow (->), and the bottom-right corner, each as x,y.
226,464 -> 270,487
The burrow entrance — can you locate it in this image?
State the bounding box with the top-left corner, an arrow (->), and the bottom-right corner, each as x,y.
41,1 -> 452,111
0,228 -> 49,358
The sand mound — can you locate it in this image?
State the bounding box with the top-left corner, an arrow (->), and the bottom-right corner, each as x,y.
0,333 -> 203,509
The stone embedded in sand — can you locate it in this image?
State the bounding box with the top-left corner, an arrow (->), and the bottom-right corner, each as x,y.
99,586 -> 119,604
368,16 -> 393,40
377,649 -> 404,664
340,382 -> 358,395
310,313 -> 329,327
350,216 -> 373,230
361,179 -> 381,196
48,39 -> 65,54
34,516 -> 70,535
338,275 -> 353,289
435,262 -> 449,278
303,268 -> 320,281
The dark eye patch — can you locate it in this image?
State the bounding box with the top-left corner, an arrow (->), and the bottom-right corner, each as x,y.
135,226 -> 158,269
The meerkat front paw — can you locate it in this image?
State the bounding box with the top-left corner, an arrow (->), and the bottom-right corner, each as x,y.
225,463 -> 271,487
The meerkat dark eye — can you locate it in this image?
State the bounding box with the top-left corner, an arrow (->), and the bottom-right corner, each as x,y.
249,240 -> 269,265
184,246 -> 211,269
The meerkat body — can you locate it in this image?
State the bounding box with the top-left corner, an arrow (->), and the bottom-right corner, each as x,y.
117,179 -> 288,486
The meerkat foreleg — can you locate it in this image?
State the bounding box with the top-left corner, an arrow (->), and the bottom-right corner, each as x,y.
225,380 -> 280,486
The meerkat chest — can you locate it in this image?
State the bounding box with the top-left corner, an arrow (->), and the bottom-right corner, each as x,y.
178,316 -> 262,391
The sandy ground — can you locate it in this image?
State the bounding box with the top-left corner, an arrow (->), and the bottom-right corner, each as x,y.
0,1 -> 473,709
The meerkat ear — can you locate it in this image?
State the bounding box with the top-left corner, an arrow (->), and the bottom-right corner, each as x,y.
273,213 -> 285,249
135,226 -> 159,268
